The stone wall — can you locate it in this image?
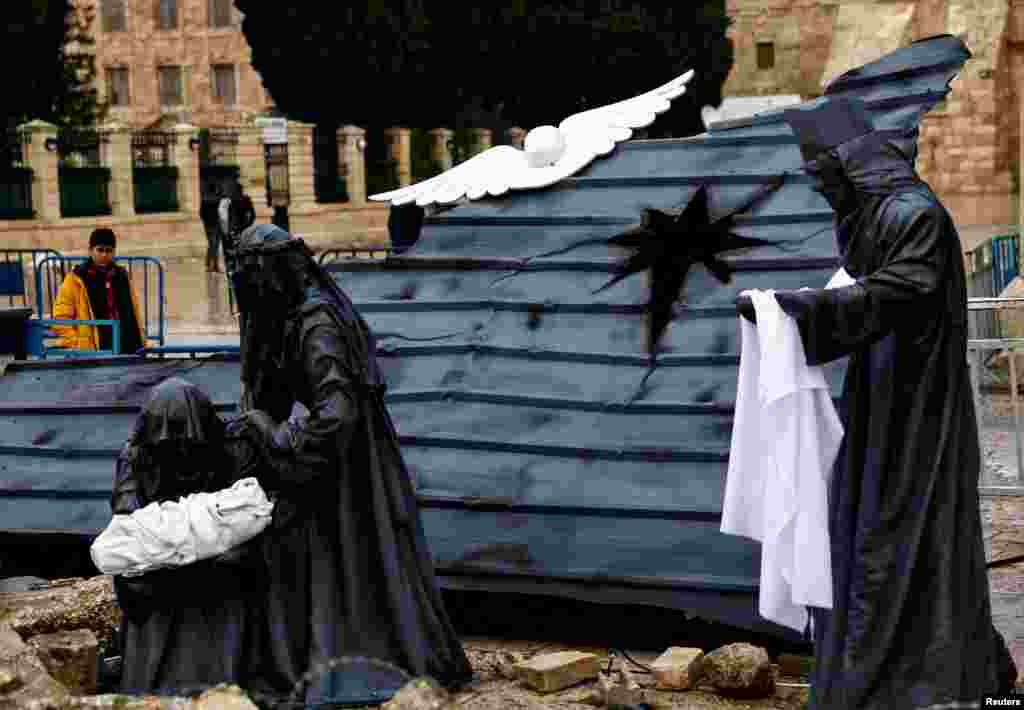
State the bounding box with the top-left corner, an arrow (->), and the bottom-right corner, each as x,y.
0,203 -> 389,259
726,0 -> 1023,228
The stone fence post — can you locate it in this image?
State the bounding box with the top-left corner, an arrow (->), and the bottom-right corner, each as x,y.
19,120 -> 60,221
428,128 -> 454,171
172,124 -> 201,218
470,128 -> 493,157
287,121 -> 316,211
101,122 -> 134,218
383,127 -> 412,187
507,126 -> 527,149
337,125 -> 367,206
237,125 -> 267,208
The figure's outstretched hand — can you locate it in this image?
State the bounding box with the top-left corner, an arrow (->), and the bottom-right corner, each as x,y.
773,289 -> 820,320
735,295 -> 756,323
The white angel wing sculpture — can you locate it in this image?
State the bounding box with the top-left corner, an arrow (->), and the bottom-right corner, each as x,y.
370,69 -> 695,207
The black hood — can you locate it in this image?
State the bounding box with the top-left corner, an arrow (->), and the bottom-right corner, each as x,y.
134,377 -> 223,447
125,377 -> 227,503
829,130 -> 930,270
232,224 -> 378,415
832,130 -> 921,196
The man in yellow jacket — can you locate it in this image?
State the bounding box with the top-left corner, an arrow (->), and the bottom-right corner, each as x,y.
52,228 -> 146,354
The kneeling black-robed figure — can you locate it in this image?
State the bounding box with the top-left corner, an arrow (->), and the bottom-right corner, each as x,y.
222,206 -> 473,705
111,377 -> 267,696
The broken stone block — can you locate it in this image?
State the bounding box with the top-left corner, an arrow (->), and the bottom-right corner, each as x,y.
0,576 -> 120,657
650,646 -> 704,690
382,677 -> 453,709
0,666 -> 20,693
0,623 -> 72,710
514,651 -> 602,693
702,642 -> 776,699
192,683 -> 260,710
28,629 -> 98,695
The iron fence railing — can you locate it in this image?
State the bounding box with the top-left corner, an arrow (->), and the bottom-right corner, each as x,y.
131,130 -> 176,167
0,130 -> 33,219
132,130 -> 179,213
198,127 -> 239,166
57,128 -> 107,167
57,129 -> 110,217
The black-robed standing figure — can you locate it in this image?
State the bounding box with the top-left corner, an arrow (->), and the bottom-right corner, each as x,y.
111,377 -> 267,696
739,96 -> 1016,709
221,204 -> 472,705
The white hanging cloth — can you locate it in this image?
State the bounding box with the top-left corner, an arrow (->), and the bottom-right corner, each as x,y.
720,268 -> 852,632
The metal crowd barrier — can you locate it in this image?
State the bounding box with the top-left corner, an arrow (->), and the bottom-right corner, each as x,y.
0,249 -> 64,309
967,297 -> 1024,496
34,255 -> 166,350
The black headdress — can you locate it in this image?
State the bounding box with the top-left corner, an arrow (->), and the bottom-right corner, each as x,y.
783,95 -> 875,163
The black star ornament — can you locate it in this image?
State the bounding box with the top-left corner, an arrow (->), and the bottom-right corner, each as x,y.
597,177 -> 786,360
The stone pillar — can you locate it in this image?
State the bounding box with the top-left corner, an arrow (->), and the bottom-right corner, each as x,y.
18,120 -> 60,221
172,124 -> 200,217
470,128 -> 493,157
286,120 -> 316,211
428,128 -> 454,171
337,125 -> 367,206
237,124 -> 267,208
100,122 -> 134,218
383,127 -> 412,187
506,126 -> 527,149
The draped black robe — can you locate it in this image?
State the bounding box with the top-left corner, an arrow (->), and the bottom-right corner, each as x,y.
232,238 -> 473,705
778,133 -> 1012,709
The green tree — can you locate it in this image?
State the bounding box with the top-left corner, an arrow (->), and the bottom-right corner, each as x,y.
235,1 -> 732,139
1,0 -> 106,131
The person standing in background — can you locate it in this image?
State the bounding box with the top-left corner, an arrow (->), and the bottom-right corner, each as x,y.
52,228 -> 146,355
200,184 -> 224,273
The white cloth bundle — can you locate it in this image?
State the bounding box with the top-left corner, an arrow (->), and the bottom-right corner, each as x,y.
720,268 -> 853,632
90,477 -> 274,577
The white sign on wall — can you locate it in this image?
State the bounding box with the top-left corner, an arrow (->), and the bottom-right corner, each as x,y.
255,117 -> 288,145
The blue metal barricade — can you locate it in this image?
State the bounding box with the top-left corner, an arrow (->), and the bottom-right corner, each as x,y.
0,249 -> 64,309
34,255 -> 165,352
991,233 -> 1020,295
24,318 -> 121,359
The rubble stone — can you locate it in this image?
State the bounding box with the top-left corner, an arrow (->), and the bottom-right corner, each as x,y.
702,642 -> 776,699
0,624 -> 72,710
69,695 -> 190,709
514,651 -> 602,693
382,677 -> 453,710
0,576 -> 120,657
27,629 -> 98,695
192,683 -> 260,710
0,668 -> 20,694
650,646 -> 705,690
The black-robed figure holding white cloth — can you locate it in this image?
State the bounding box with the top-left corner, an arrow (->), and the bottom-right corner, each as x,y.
738,96 -> 1016,709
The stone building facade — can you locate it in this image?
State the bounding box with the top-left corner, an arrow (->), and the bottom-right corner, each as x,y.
82,0 -> 273,129
725,0 -> 1024,228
